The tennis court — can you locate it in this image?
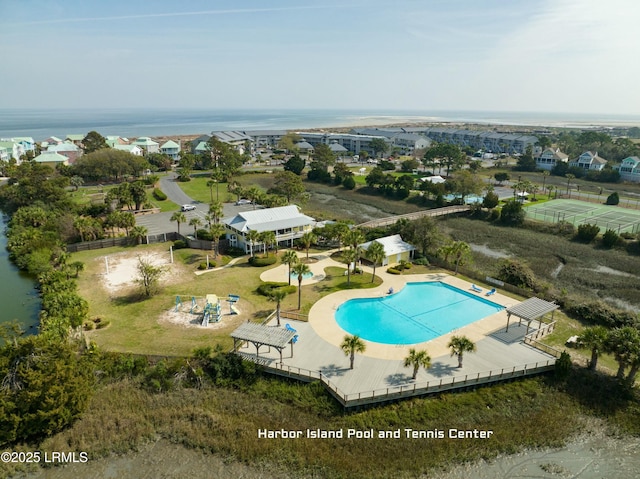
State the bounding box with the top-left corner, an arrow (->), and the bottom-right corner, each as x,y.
525,199 -> 640,234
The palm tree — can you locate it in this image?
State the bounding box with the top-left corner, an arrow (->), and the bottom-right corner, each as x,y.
189,217 -> 202,239
437,241 -> 455,264
403,348 -> 431,379
246,186 -> 263,209
69,261 -> 85,278
292,262 -> 311,310
281,250 -> 299,285
259,230 -> 276,256
341,334 -> 366,370
578,326 -> 609,371
208,200 -> 223,224
605,326 -> 640,381
209,223 -> 225,258
448,335 -> 476,368
170,211 -> 187,235
450,241 -> 471,274
342,248 -> 359,285
366,241 -> 385,282
206,179 -> 216,203
204,213 -> 214,229
300,231 -> 316,260
269,289 -> 288,326
541,170 -> 549,194
344,229 -> 365,252
565,173 -> 575,195
130,225 -> 148,245
247,230 -> 260,257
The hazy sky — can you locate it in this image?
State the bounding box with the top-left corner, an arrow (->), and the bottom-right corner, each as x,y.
2,0 -> 639,114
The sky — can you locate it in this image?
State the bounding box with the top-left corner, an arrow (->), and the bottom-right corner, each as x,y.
1,0 -> 639,115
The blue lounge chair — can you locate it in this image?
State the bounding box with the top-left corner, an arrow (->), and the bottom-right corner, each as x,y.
471,284 -> 482,293
485,288 -> 496,296
387,287 -> 394,294
285,323 -> 297,333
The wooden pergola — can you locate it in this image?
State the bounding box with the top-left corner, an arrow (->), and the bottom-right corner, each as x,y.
231,322 -> 298,362
505,297 -> 559,334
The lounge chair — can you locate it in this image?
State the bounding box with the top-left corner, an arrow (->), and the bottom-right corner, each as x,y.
485,288 -> 496,296
387,287 -> 394,294
285,323 -> 297,333
471,284 -> 482,293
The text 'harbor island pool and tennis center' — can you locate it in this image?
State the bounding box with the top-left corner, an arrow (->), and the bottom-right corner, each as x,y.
335,282 -> 505,345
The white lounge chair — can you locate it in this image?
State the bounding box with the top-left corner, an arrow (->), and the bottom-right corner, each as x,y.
471,284 -> 482,293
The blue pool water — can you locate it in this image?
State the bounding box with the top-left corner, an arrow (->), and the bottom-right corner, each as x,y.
291,271 -> 314,280
444,194 -> 484,204
335,282 -> 504,345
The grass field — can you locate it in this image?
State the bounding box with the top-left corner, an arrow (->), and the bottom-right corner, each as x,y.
72,244 -> 382,355
526,199 -> 640,234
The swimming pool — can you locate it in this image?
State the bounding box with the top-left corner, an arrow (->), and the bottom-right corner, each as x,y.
335,282 -> 504,345
291,271 -> 314,280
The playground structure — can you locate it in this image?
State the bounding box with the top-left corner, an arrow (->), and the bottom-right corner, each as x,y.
202,294 -> 221,327
173,293 -> 241,327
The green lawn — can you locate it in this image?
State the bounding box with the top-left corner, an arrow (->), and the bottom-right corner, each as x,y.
177,176 -> 232,203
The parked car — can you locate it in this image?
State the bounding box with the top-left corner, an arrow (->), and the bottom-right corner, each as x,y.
235,199 -> 251,205
181,204 -> 197,211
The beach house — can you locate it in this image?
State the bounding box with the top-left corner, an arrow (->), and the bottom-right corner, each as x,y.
535,148 -> 569,171
223,205 -> 315,253
617,156 -> 640,183
570,151 -> 607,171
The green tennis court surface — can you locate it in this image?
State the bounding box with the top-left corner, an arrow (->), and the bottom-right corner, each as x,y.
525,199 -> 640,234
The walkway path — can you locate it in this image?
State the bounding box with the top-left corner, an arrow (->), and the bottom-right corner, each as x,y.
356,205 -> 470,228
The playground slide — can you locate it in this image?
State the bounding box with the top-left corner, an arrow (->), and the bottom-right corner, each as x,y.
202,312 -> 209,327
230,305 -> 239,315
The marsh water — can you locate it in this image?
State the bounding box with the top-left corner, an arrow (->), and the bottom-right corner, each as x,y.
0,215 -> 40,333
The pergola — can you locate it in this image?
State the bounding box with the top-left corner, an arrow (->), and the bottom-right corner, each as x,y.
231,322 -> 297,362
505,297 -> 559,334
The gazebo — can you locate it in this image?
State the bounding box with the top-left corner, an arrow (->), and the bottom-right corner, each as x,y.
505,297 -> 558,334
231,322 -> 297,362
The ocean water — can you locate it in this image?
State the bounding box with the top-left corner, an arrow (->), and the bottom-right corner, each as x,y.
1,108 -> 639,141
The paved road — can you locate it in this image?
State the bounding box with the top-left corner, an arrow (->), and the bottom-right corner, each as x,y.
135,172 -> 259,236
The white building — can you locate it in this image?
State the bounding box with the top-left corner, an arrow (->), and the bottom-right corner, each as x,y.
570,151 -> 607,171
359,234 -> 415,266
160,140 -> 181,160
535,148 -> 569,171
617,156 -> 640,182
223,205 -> 315,253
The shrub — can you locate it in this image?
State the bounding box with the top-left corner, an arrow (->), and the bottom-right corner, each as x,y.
554,351 -> 573,379
95,319 -> 110,329
497,259 -> 537,290
386,267 -> 401,275
83,321 -> 95,330
196,229 -> 213,240
606,191 -> 620,205
601,229 -> 619,248
198,262 -> 215,270
482,191 -> 499,209
249,255 -> 277,267
342,175 -> 356,190
226,246 -> 246,257
173,240 -> 187,249
620,232 -> 636,240
257,282 -> 297,296
564,300 -> 639,328
152,188 -> 167,201
499,200 -> 525,226
413,257 -> 429,266
576,223 -> 600,243
488,208 -> 500,222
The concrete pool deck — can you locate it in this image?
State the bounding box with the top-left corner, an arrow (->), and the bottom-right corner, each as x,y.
239,251 -> 557,401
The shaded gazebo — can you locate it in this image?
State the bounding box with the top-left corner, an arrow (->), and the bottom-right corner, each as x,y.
231,322 -> 297,362
505,297 -> 558,334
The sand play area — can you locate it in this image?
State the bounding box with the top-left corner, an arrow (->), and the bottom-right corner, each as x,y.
98,250 -> 246,329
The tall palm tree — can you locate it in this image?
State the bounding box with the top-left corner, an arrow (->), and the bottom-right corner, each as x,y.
281,250 -> 299,285
403,348 -> 431,379
344,228 -> 365,252
269,289 -> 288,326
300,231 -> 316,260
208,200 -> 223,224
247,230 -> 260,257
565,173 -> 575,195
448,335 -> 476,368
578,326 -> 609,371
341,334 -> 366,370
209,223 -> 225,258
292,262 -> 311,310
170,211 -> 187,235
366,240 -> 385,283
189,217 -> 202,239
450,241 -> 471,274
541,170 -> 549,194
342,248 -> 359,285
259,230 -> 276,256
206,179 -> 216,203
